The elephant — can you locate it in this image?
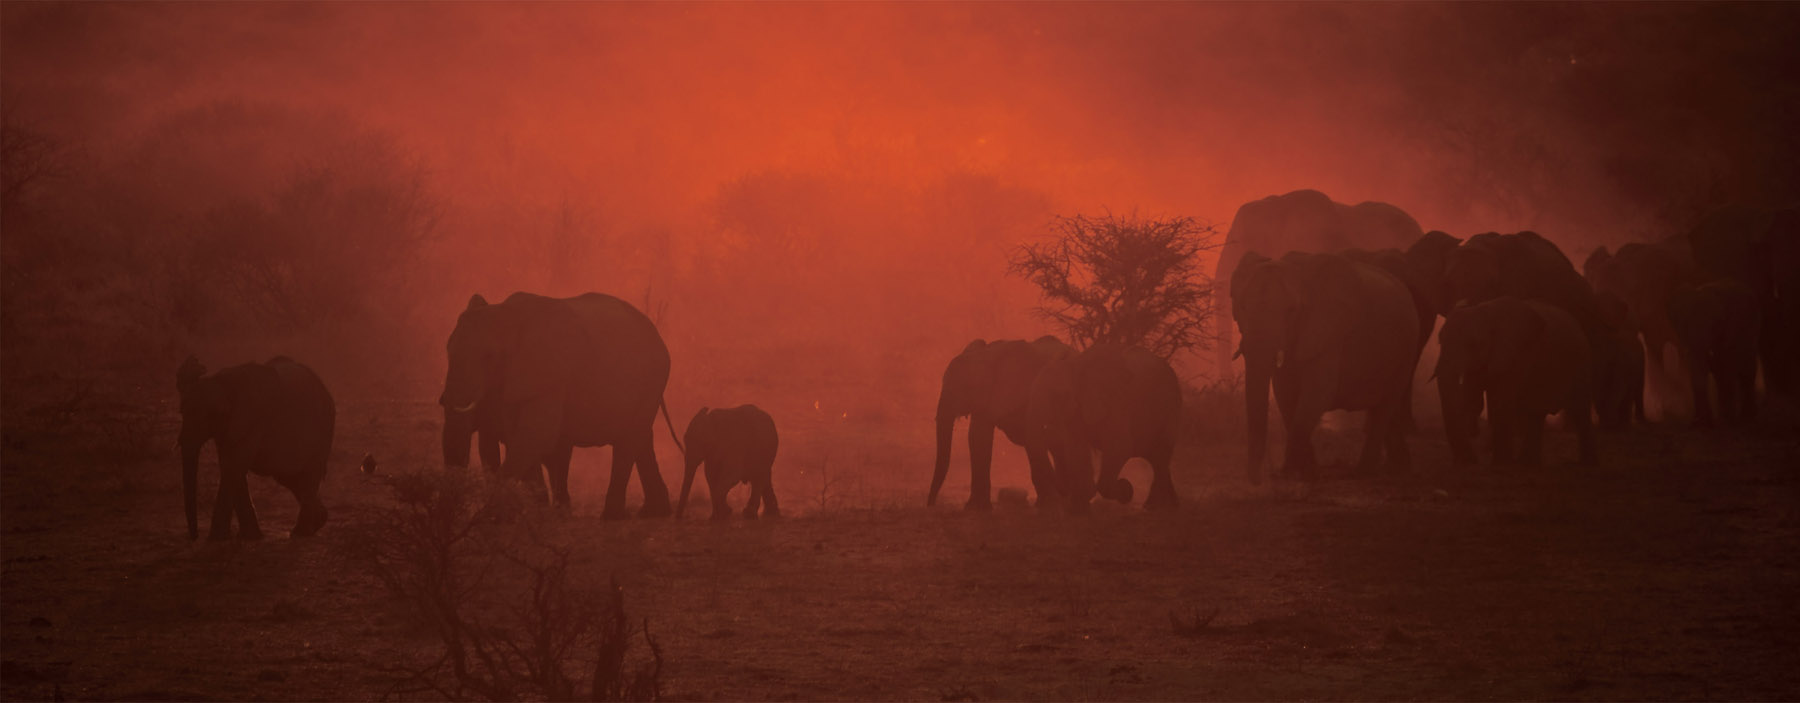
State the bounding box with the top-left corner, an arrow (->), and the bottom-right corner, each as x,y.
1687,204 -> 1800,399
676,405 -> 779,520
439,292 -> 680,519
1584,237 -> 1700,414
1434,297 -> 1596,467
176,355 -> 334,541
1667,280 -> 1760,427
1212,190 -> 1425,375
1027,343 -> 1182,513
1592,291 -> 1647,430
1231,250 -> 1419,481
929,336 -> 1073,510
442,386 -> 505,473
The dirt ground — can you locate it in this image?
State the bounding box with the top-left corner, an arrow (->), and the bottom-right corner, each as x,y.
4,384 -> 1799,701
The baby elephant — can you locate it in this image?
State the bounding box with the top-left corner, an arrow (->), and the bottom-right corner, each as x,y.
677,405 -> 779,521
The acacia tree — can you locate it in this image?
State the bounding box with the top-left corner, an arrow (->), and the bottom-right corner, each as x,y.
1009,213 -> 1218,359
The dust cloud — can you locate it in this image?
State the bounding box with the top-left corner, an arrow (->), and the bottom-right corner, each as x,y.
5,3 -> 1797,499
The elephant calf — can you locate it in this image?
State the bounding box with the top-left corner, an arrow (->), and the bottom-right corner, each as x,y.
1435,298 -> 1596,467
177,355 -> 335,540
677,405 -> 779,521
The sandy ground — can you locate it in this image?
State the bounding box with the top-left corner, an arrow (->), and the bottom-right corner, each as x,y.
4,387 -> 1799,701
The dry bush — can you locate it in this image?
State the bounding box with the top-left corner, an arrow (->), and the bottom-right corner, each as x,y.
363,470 -> 663,702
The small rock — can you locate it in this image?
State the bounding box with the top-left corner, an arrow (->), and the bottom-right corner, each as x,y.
360,454 -> 378,475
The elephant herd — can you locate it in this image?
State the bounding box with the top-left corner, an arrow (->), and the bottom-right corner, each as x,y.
1213,190 -> 1798,482
171,192 -> 1797,539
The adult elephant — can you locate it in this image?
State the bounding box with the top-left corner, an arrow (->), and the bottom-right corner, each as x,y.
439,292 -> 679,519
1435,298 -> 1596,467
1668,280 -> 1760,427
1231,250 -> 1419,482
1584,237 -> 1698,413
929,336 -> 1073,510
177,355 -> 334,541
1687,204 -> 1800,398
1028,344 -> 1182,513
1213,190 -> 1425,375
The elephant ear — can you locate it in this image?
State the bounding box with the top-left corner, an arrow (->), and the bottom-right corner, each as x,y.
218,364 -> 282,451
1490,301 -> 1545,374
1291,256 -> 1363,363
1074,348 -> 1131,435
499,298 -> 580,403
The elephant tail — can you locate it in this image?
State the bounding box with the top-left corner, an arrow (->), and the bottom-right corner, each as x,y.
660,397 -> 686,457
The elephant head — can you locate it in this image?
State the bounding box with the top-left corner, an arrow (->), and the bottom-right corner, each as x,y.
440,294 -> 502,416
1232,252 -> 1374,482
929,340 -> 994,505
675,407 -> 716,518
1433,300 -> 1541,465
1404,230 -> 1463,315
175,356 -> 278,540
439,293 -> 574,478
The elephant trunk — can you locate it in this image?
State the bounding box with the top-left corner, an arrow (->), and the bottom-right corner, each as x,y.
1436,355 -> 1477,465
442,406 -> 474,469
675,454 -> 700,519
182,442 -> 201,540
928,411 -> 955,507
1244,353 -> 1274,484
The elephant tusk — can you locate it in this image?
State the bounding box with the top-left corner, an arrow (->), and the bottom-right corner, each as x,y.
1231,345 -> 1243,361
450,400 -> 477,414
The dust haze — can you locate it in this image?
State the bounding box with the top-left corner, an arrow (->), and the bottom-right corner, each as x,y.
4,4 -> 1799,700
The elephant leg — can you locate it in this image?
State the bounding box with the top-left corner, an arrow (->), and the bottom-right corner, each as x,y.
544,445 -> 574,508
1355,407 -> 1388,474
759,474 -> 781,518
1095,449 -> 1132,504
478,431 -> 503,475
1519,413 -> 1545,467
282,471 -> 327,537
965,418 -> 996,511
708,470 -> 730,522
1488,396 -> 1516,465
1144,440 -> 1179,511
1026,446 -> 1059,508
232,471 -> 263,540
603,445 -> 637,520
1282,378 -> 1330,478
1689,358 -> 1716,428
743,481 -> 763,520
632,427 -> 673,519
208,467 -> 239,541
501,403 -> 559,505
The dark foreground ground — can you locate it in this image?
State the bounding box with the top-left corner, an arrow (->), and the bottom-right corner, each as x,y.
4,386 -> 1799,701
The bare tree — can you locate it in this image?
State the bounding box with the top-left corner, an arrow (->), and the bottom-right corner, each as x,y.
1009,213 -> 1219,359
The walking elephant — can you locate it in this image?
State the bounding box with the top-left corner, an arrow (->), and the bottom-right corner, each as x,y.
439,292 -> 679,519
1435,298 -> 1596,467
929,336 -> 1073,510
1027,344 -> 1182,513
177,355 -> 334,541
677,405 -> 779,521
1212,190 -> 1425,375
1687,204 -> 1800,399
1231,250 -> 1419,482
1668,280 -> 1760,427
1585,237 -> 1699,415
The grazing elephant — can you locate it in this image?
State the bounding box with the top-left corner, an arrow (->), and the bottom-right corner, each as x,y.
439,293 -> 679,519
177,356 -> 334,541
1232,251 -> 1420,481
676,405 -> 779,520
1028,344 -> 1182,513
1667,280 -> 1760,427
929,336 -> 1073,510
1435,298 -> 1596,467
1212,190 -> 1425,375
1592,291 -> 1647,430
